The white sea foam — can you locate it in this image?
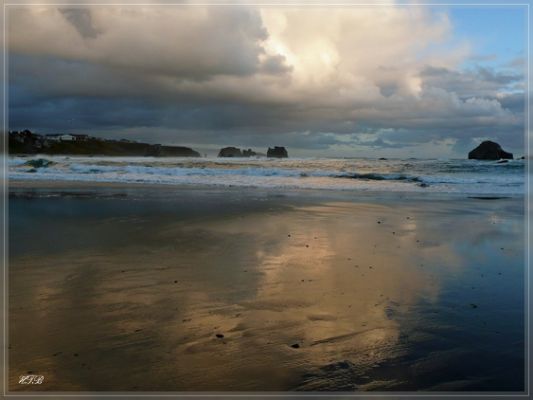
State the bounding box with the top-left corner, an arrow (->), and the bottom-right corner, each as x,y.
8,155 -> 525,195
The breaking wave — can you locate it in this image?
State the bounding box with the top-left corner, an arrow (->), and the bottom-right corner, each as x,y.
8,155 -> 525,195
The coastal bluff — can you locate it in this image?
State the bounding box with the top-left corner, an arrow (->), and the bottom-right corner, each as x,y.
9,131 -> 200,157
468,141 -> 513,160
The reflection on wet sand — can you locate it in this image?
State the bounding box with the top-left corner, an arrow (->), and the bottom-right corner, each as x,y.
9,190 -> 524,391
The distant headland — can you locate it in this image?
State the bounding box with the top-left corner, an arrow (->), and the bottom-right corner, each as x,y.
9,130 -> 201,157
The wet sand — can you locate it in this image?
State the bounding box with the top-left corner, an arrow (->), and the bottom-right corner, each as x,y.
8,183 -> 525,392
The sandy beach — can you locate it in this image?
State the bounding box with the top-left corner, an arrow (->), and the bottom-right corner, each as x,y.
7,182 -> 525,392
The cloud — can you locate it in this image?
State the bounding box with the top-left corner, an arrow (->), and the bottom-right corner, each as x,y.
9,6 -> 284,80
7,4 -> 526,156
420,65 -> 523,98
59,8 -> 100,39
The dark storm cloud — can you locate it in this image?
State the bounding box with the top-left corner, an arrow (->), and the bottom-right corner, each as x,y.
352,137 -> 414,149
60,8 -> 100,39
9,52 -> 524,153
498,92 -> 525,114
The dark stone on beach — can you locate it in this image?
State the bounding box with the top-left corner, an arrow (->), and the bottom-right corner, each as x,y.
418,183 -> 429,188
497,159 -> 508,164
290,343 -> 300,349
379,157 -> 387,160
267,146 -> 288,158
215,333 -> 224,338
218,147 -> 242,157
468,141 -> 513,160
174,280 -> 178,283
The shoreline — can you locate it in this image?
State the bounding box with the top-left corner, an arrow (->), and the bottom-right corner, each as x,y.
7,155 -> 525,197
7,179 -> 525,202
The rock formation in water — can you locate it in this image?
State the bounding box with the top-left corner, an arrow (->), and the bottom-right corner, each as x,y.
468,141 -> 513,160
267,146 -> 288,158
242,149 -> 257,157
218,147 -> 259,157
218,147 -> 243,157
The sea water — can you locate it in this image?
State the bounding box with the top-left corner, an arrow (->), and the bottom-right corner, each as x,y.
8,155 -> 526,195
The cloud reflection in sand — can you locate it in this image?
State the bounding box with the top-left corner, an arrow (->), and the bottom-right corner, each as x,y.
9,194 -> 524,391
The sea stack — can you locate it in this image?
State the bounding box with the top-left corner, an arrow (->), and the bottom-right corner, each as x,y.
218,147 -> 242,157
267,146 -> 288,158
242,149 -> 257,157
468,141 -> 513,160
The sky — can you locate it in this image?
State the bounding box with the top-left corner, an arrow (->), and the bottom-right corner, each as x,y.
7,3 -> 527,158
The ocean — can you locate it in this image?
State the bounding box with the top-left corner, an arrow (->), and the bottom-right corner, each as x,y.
8,155 -> 526,195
